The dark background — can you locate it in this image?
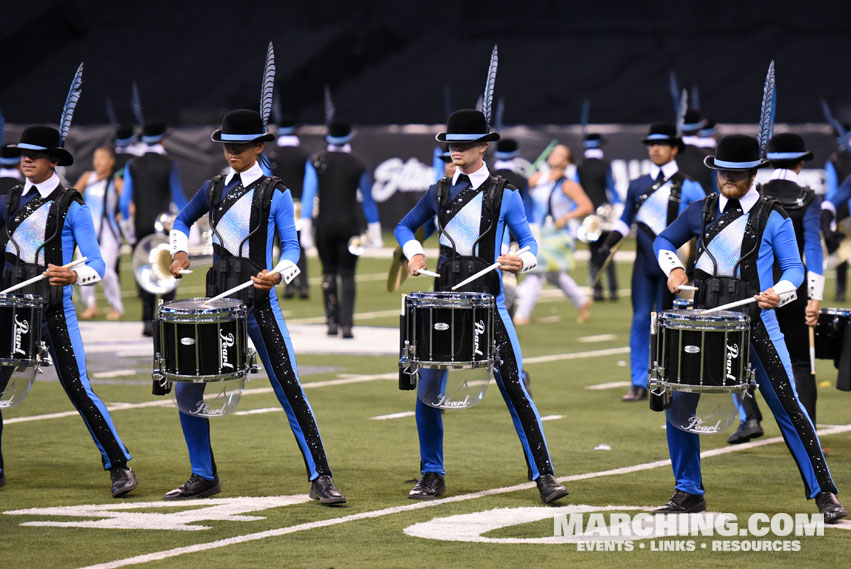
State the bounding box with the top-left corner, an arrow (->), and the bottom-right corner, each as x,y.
2,0 -> 851,127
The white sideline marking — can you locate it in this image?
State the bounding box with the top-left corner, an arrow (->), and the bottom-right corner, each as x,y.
77,423 -> 851,569
585,380 -> 631,391
578,334 -> 617,343
540,415 -> 564,421
524,346 -> 629,365
92,370 -> 137,379
233,408 -> 280,416
371,411 -> 416,421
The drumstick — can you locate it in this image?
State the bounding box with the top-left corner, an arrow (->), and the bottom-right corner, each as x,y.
0,257 -> 88,295
677,285 -> 699,291
416,269 -> 440,278
701,296 -> 758,314
451,246 -> 531,291
207,264 -> 293,302
809,326 -> 816,375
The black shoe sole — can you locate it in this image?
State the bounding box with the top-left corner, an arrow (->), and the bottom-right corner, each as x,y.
112,481 -> 139,498
408,485 -> 446,500
309,490 -> 347,505
654,500 -> 707,514
541,487 -> 569,504
163,483 -> 221,501
727,428 -> 764,445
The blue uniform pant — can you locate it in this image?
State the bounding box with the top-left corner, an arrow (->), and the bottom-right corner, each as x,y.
416,306 -> 554,480
665,312 -> 837,498
630,260 -> 668,388
175,298 -> 331,481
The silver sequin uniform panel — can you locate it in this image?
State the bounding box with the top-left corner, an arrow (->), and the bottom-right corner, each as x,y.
695,213 -> 750,277
212,189 -> 254,258
634,184 -> 672,236
439,192 -> 484,256
6,202 -> 51,264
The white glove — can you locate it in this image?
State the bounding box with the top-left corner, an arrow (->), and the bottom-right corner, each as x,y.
367,221 -> 383,247
299,219 -> 314,250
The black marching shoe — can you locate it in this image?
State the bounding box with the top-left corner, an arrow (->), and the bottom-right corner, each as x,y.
327,323 -> 339,336
654,490 -> 707,514
815,492 -> 848,524
163,474 -> 221,500
622,386 -> 647,402
726,419 -> 763,445
408,472 -> 446,500
142,321 -> 153,337
536,474 -> 569,504
110,466 -> 138,498
309,475 -> 346,505
341,326 -> 354,339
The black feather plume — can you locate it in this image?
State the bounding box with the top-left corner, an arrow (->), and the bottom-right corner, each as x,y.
691,85 -> 701,111
579,98 -> 590,137
757,60 -> 777,158
324,85 -> 335,126
260,41 -> 275,127
58,62 -> 84,147
482,44 -> 498,128
668,71 -> 680,115
131,81 -> 144,126
675,89 -> 688,136
105,96 -> 118,128
821,98 -> 847,137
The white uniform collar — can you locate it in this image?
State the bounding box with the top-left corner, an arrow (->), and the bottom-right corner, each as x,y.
584,148 -> 604,159
718,186 -> 760,214
144,143 -> 167,155
327,143 -> 351,153
493,159 -> 518,171
23,172 -> 61,198
769,168 -> 800,184
649,160 -> 679,181
452,161 -> 490,190
682,135 -> 702,147
225,161 -> 264,187
277,135 -> 300,147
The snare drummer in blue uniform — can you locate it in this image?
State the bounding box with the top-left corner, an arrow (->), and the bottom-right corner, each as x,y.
395,109 -> 568,504
0,125 -> 136,497
167,109 -> 345,505
655,134 -> 846,522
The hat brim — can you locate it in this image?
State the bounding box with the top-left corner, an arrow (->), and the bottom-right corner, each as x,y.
703,155 -> 769,171
642,136 -> 685,153
211,130 -> 275,144
7,144 -> 73,166
435,132 -> 500,144
766,151 -> 813,162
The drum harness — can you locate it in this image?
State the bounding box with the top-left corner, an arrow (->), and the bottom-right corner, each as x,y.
2,184 -> 84,310
634,172 -> 684,240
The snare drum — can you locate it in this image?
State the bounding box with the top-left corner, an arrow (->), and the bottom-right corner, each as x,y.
0,294 -> 47,367
154,298 -> 257,383
814,307 -> 850,361
672,298 -> 694,310
400,291 -> 496,371
650,309 -> 754,394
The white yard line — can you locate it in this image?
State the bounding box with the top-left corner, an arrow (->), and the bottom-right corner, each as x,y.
585,380 -> 632,391
524,346 -> 629,365
77,423 -> 851,569
578,334 -> 617,343
540,415 -> 564,421
370,411 -> 416,421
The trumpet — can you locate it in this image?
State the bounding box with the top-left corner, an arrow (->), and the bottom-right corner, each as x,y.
577,203 -> 623,243
132,213 -> 212,294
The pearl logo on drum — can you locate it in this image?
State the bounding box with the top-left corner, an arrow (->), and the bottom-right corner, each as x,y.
13,315 -> 29,356
473,320 -> 485,356
726,343 -> 739,382
220,331 -> 235,370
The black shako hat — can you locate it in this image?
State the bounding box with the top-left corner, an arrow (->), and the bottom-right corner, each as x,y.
583,133 -> 605,148
326,120 -> 353,145
141,120 -> 167,144
0,144 -> 21,166
435,109 -> 499,144
767,133 -> 813,162
704,134 -> 769,171
681,109 -> 705,135
494,138 -> 518,159
8,125 -> 73,166
277,114 -> 297,135
642,122 -> 684,153
115,125 -> 135,148
211,110 -> 275,144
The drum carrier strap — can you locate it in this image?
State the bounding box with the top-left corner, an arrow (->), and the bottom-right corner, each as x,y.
205,174 -> 281,307
2,185 -> 83,309
634,171 -> 684,239
434,175 -> 507,293
693,193 -> 779,318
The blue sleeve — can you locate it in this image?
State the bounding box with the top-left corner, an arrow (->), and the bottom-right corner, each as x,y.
679,180 -> 706,214
395,185 -> 439,247
503,189 -> 538,255
69,203 -> 106,278
619,180 -> 639,226
359,169 -> 380,224
803,197 -> 824,276
272,188 -> 300,265
301,160 -> 317,219
826,172 -> 851,208
169,162 -> 187,210
654,200 -> 704,259
173,182 -> 212,238
119,163 -> 133,219
769,212 -> 805,288
606,167 -> 621,204
825,162 -> 838,195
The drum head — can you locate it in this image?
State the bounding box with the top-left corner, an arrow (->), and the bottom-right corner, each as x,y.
174,376 -> 245,417
417,367 -> 491,410
161,297 -> 244,313
0,364 -> 37,409
666,390 -> 746,435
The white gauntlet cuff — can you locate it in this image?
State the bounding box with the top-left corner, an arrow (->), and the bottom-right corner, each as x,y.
519,251 -> 538,273
170,230 -> 189,256
808,271 -> 825,301
73,265 -> 101,286
657,248 -> 686,277
774,279 -> 798,308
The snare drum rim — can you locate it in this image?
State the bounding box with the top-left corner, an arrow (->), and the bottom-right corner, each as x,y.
407,291 -> 495,308
0,293 -> 46,307
659,309 -> 750,331
160,368 -> 250,383
158,298 -> 247,322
